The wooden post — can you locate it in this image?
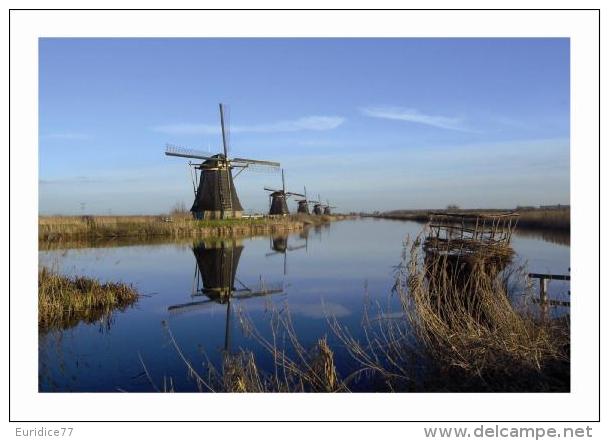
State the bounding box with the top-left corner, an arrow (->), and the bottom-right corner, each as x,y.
539,278 -> 548,304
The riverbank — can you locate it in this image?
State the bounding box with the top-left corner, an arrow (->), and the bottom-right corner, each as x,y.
39,267 -> 140,332
371,208 -> 570,232
39,213 -> 349,242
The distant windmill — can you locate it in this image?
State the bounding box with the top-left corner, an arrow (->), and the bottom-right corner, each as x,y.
295,186 -> 311,214
323,199 -> 337,215
165,103 -> 280,219
264,169 -> 304,215
312,194 -> 324,215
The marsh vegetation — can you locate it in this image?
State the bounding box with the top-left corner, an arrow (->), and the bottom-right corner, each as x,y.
38,267 -> 140,333
39,213 -> 342,242
377,207 -> 570,232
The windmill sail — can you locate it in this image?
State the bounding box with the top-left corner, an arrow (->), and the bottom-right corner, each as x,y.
165,145 -> 215,161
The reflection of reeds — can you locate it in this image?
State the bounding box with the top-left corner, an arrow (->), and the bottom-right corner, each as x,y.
512,226 -> 570,246
38,267 -> 139,332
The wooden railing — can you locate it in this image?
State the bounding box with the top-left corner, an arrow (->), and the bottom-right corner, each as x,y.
528,272 -> 570,305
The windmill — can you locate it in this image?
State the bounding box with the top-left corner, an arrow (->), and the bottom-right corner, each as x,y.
165,103 -> 280,220
312,194 -> 324,215
264,169 -> 304,216
265,234 -> 307,275
295,186 -> 311,214
323,199 -> 337,215
167,238 -> 283,352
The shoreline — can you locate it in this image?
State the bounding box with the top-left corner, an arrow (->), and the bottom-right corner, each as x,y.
39,214 -> 352,243
367,208 -> 570,233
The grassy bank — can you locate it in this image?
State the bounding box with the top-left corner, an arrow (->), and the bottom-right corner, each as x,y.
39,267 -> 140,332
39,213 -> 343,242
516,208 -> 570,231
375,207 -> 570,232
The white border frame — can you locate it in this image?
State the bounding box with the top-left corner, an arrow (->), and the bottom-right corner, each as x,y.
8,9 -> 600,422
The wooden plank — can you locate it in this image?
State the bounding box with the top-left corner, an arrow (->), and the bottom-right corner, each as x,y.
528,273 -> 570,281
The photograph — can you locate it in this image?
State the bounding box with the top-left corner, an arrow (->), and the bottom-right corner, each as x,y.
37,37 -> 572,394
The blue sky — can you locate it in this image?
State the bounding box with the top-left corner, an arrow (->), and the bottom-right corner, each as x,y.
39,38 -> 569,214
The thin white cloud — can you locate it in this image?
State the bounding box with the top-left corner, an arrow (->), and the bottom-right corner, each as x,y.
360,106 -> 475,132
43,132 -> 91,140
152,116 -> 346,135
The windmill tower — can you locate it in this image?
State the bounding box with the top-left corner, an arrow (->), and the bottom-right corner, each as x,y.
323,199 -> 337,215
295,186 -> 311,214
312,194 -> 323,215
165,103 -> 280,220
264,169 -> 304,216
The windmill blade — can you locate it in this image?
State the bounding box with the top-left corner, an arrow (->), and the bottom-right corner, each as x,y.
167,299 -> 215,313
232,287 -> 284,299
234,277 -> 252,293
281,169 -> 286,193
286,192 -> 305,197
219,103 -> 230,158
165,144 -> 216,161
264,187 -> 281,192
230,161 -> 281,174
232,157 -> 280,167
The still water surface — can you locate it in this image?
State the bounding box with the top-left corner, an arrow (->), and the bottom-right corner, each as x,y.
38,219 -> 569,392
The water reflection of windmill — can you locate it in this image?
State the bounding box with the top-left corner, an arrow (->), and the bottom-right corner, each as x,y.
167,239 -> 283,351
164,103 -> 280,219
266,234 -> 307,275
264,170 -> 305,215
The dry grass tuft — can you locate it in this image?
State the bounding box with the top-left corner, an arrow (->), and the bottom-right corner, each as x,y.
38,267 -> 139,332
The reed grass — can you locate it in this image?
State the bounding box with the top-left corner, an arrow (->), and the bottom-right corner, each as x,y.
38,267 -> 140,332
516,208 -> 570,231
155,320 -> 345,392
378,208 -> 570,232
398,237 -> 569,390
38,214 -> 341,242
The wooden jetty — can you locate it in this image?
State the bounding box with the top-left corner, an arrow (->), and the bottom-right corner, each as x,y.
528,272 -> 570,305
424,212 -> 520,266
